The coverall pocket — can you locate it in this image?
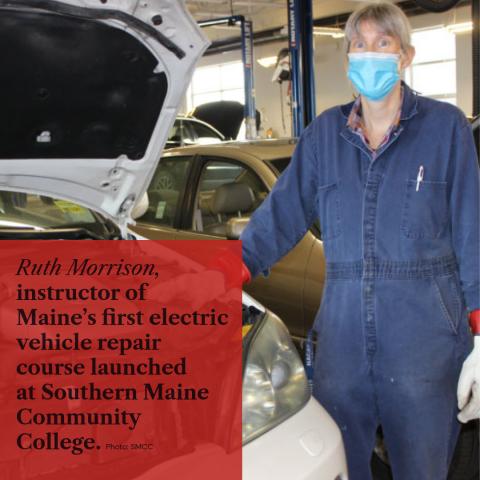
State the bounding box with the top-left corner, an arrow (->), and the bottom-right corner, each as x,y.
432,274 -> 462,335
401,180 -> 448,239
317,182 -> 342,240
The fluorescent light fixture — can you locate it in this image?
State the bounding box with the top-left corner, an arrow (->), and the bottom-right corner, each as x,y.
446,21 -> 473,34
313,26 -> 345,38
257,56 -> 278,68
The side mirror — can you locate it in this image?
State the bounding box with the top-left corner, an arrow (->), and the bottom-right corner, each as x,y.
131,192 -> 149,220
226,216 -> 249,240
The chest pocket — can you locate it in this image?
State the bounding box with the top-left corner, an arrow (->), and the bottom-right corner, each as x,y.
317,182 -> 342,240
401,179 -> 448,239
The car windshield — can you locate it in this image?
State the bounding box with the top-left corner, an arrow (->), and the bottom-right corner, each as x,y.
0,191 -> 101,230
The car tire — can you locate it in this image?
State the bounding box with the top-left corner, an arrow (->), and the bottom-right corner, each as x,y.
371,452 -> 393,480
448,421 -> 479,480
370,422 -> 479,480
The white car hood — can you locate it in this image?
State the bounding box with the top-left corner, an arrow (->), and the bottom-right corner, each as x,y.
0,0 -> 209,229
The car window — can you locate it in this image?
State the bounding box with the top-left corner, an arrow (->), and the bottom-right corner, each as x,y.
138,156 -> 194,227
199,163 -> 244,191
193,159 -> 268,236
267,157 -> 291,175
0,191 -> 97,228
190,122 -> 223,144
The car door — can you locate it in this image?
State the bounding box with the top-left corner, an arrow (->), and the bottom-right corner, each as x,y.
131,155 -> 195,239
174,156 -> 314,340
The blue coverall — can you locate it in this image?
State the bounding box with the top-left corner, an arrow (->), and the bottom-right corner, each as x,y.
240,82 -> 480,479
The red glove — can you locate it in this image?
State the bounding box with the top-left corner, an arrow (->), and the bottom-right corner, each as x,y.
208,250 -> 251,286
469,309 -> 480,335
241,262 -> 252,284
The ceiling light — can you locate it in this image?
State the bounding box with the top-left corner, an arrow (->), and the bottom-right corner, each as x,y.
446,21 -> 473,34
313,27 -> 345,39
257,56 -> 278,68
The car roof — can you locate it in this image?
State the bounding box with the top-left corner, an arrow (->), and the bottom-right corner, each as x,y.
163,138 -> 297,162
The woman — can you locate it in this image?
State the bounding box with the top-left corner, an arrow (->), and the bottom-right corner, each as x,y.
240,3 -> 480,479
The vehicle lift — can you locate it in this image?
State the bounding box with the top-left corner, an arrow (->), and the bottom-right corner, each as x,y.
199,0 -> 316,139
198,16 -> 257,140
288,0 -> 316,137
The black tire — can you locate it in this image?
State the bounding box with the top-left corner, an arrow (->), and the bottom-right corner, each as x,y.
371,422 -> 479,480
448,421 -> 479,480
371,428 -> 393,480
413,0 -> 462,13
371,452 -> 393,480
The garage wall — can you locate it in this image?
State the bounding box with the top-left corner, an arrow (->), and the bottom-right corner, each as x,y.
408,6 -> 473,116
182,5 -> 473,138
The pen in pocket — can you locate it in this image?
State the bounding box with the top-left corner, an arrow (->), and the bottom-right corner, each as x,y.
416,165 -> 424,192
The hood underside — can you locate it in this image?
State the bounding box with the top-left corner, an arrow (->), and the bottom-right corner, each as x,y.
0,0 -> 209,227
1,7 -> 167,160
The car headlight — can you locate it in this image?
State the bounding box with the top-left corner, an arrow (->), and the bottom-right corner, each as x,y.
242,311 -> 310,444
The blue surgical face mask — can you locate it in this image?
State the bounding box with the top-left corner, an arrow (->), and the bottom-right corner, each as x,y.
347,52 -> 400,101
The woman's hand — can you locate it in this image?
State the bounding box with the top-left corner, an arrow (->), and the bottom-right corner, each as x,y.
457,336 -> 480,423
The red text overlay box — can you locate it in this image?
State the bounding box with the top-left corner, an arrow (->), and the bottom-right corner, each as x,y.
0,240 -> 242,480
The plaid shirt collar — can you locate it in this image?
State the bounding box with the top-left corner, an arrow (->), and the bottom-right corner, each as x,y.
347,86 -> 403,152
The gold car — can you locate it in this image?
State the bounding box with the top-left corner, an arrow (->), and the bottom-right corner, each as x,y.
131,139 -> 326,343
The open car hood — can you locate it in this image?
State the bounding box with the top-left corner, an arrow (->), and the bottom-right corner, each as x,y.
190,101 -> 261,140
0,0 -> 209,228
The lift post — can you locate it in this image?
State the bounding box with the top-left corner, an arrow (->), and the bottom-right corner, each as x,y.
473,0 -> 479,117
198,16 -> 257,139
241,20 -> 257,139
287,0 -> 316,137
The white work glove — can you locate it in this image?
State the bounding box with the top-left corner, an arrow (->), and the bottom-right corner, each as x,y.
457,336 -> 480,423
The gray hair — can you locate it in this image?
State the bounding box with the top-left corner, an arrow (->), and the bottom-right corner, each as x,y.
344,2 -> 413,53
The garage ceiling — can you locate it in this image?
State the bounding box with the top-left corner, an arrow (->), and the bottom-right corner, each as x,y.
186,0 -> 359,41
185,0 -> 286,19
